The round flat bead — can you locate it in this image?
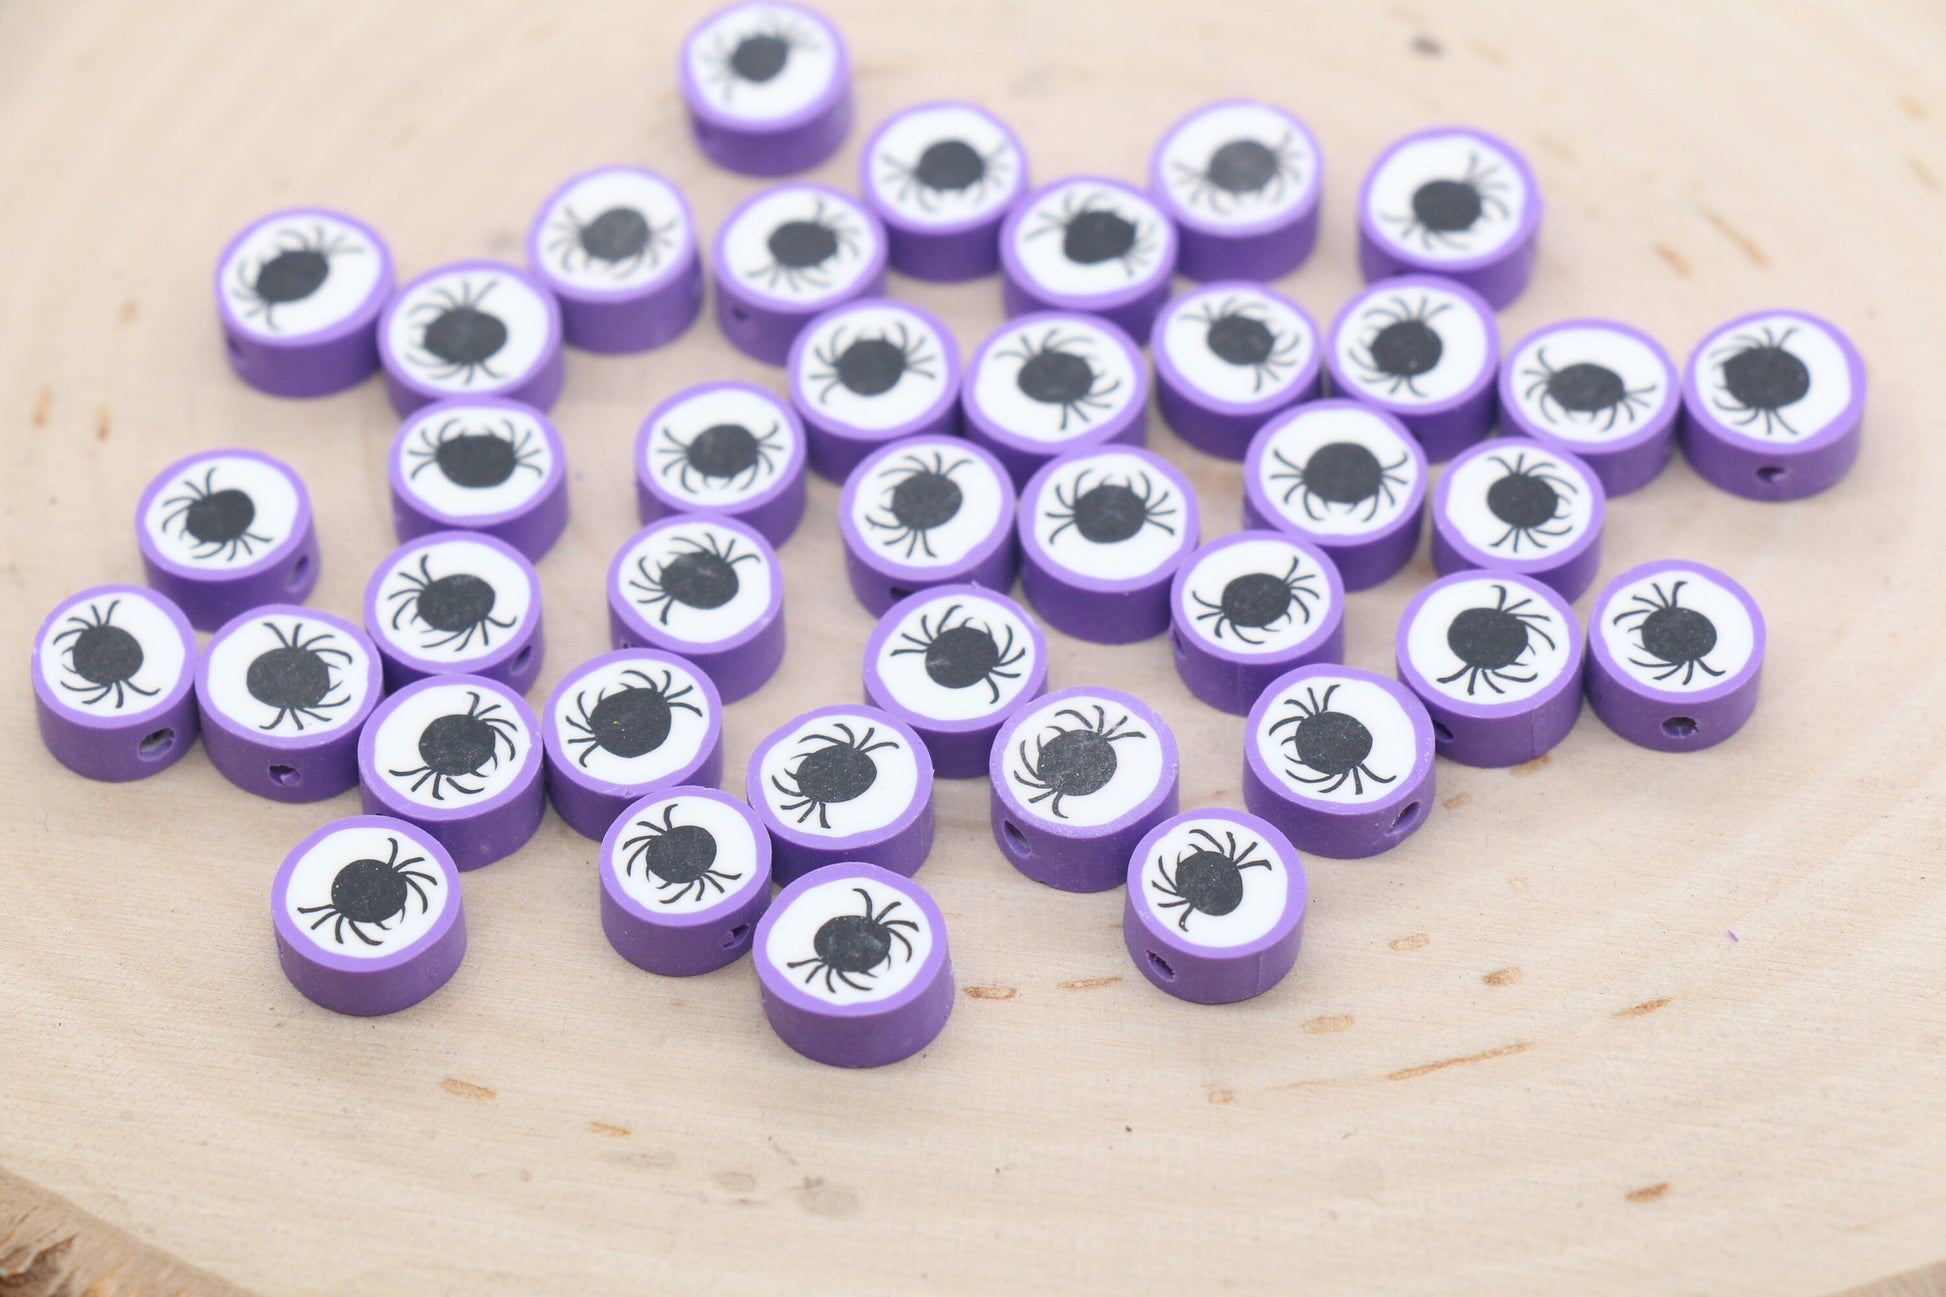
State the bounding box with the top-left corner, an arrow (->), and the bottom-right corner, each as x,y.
32,585 -> 199,782
1326,275 -> 1500,463
1358,125 -> 1543,308
1242,400 -> 1428,590
1395,570 -> 1584,767
136,448 -> 320,631
1679,309 -> 1866,501
712,183 -> 886,363
272,815 -> 466,1016
680,2 -> 851,177
863,584 -> 1049,778
1244,664 -> 1436,858
1151,281 -> 1323,459
215,207 -> 394,397
541,649 -> 725,841
1169,531 -> 1344,715
859,101 -> 1029,282
1149,100 -> 1324,282
379,260 -> 564,416
1000,177 -> 1178,338
607,515 -> 784,703
358,674 -> 544,871
635,381 -> 807,548
364,531 -> 544,695
839,435 -> 1017,615
1124,808 -> 1307,1004
787,298 -> 963,480
990,686 -> 1179,893
1431,439 -> 1605,600
754,861 -> 953,1068
962,312 -> 1148,489
1499,318 -> 1678,496
388,398 -> 569,561
525,165 -> 702,354
600,787 -> 772,976
1018,446 -> 1201,644
1585,559 -> 1765,751
747,705 -> 935,885
196,605 -> 381,803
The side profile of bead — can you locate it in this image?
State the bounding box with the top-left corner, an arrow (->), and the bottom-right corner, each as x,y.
526,165 -> 703,353
135,447 -> 320,631
860,101 -> 1029,281
680,2 -> 852,177
32,585 -> 200,782
1358,124 -> 1543,308
216,207 -> 394,397
601,787 -> 772,976
1585,559 -> 1765,752
838,435 -> 1017,616
635,381 -> 808,548
379,260 -> 564,415
1150,100 -> 1324,282
389,398 -> 569,561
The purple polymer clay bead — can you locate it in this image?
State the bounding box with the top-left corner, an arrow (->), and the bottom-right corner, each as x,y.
31,585 -> 199,782
195,604 -> 381,803
1149,100 -> 1324,283
1244,663 -> 1436,859
607,515 -> 785,704
541,648 -> 725,842
215,206 -> 394,397
358,674 -> 545,871
1499,318 -> 1679,497
1018,446 -> 1201,644
1585,559 -> 1765,752
635,381 -> 808,548
1679,308 -> 1866,501
862,584 -> 1049,779
1000,176 -> 1179,338
962,312 -> 1149,489
1169,530 -> 1345,716
378,259 -> 565,416
388,398 -> 569,561
787,298 -> 963,481
272,815 -> 467,1016
1326,275 -> 1500,463
364,531 -> 544,695
712,183 -> 887,364
600,786 -> 772,976
1124,808 -> 1307,1005
838,435 -> 1017,616
990,685 -> 1180,893
680,2 -> 852,177
1430,439 -> 1606,601
1242,400 -> 1428,592
754,861 -> 953,1068
135,447 -> 320,631
1358,125 -> 1544,309
746,704 -> 936,885
1151,280 -> 1323,460
1395,570 -> 1584,768
526,165 -> 702,354
859,101 -> 1030,282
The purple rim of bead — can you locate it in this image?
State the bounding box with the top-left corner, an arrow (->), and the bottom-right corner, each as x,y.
999,176 -> 1179,317
838,434 -> 1015,591
357,674 -> 542,826
32,584 -> 198,732
600,786 -> 772,934
379,259 -> 564,408
1168,529 -> 1345,668
270,814 -> 465,996
1587,559 -> 1765,710
745,703 -> 935,856
194,603 -> 382,753
754,860 -> 950,1024
607,514 -> 784,659
214,207 -> 394,347
541,647 -> 724,799
1124,806 -> 1307,978
1147,100 -> 1325,241
1430,438 -> 1605,582
1244,663 -> 1435,826
861,583 -> 1050,739
1394,570 -> 1584,723
679,3 -> 850,141
963,312 -> 1149,476
1326,275 -> 1501,421
1498,318 -> 1678,465
1150,281 -> 1324,423
1357,125 -> 1544,276
388,397 -> 568,535
136,448 -> 315,589
989,684 -> 1180,839
712,183 -> 888,310
1681,308 -> 1867,461
788,297 -> 964,446
363,530 -> 543,683
633,380 -> 807,536
524,165 -> 698,305
1240,399 -> 1429,583
859,100 -> 1030,239
1018,445 -> 1201,597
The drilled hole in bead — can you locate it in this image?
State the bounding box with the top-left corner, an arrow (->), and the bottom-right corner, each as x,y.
729,303 -> 750,327
721,923 -> 750,950
1663,716 -> 1698,739
269,763 -> 300,787
286,555 -> 311,591
1002,819 -> 1029,855
1169,627 -> 1187,657
1389,801 -> 1423,835
1147,951 -> 1176,982
1431,719 -> 1454,743
137,728 -> 176,761
1757,465 -> 1785,484
889,586 -> 913,603
511,646 -> 533,676
226,334 -> 244,362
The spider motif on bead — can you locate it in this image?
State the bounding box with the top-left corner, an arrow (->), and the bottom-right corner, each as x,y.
1352,295 -> 1449,397
629,531 -> 760,626
1191,556 -> 1317,645
702,13 -> 819,102
1708,325 -> 1811,438
1270,441 -> 1410,523
865,450 -> 967,560
405,416 -> 544,490
1437,584 -> 1557,697
53,600 -> 157,710
296,835 -> 437,948
889,603 -> 1024,704
744,197 -> 864,295
1382,152 -> 1509,252
995,327 -> 1122,431
1185,296 -> 1299,393
785,886 -> 917,995
1024,189 -> 1159,278
231,223 -> 360,331
879,137 -> 1013,212
563,668 -> 700,767
1523,348 -> 1657,432
406,279 -> 508,387
386,689 -> 519,800
1268,684 -> 1396,796
1172,133 -> 1305,216
770,723 -> 898,829
160,468 -> 269,562
1151,828 -> 1271,932
246,620 -> 352,733
1479,451 -> 1578,554
622,804 -> 742,905
656,419 -> 784,494
809,321 -> 936,404
387,553 -> 515,654
1613,580 -> 1724,686
1013,704 -> 1144,820
547,204 -> 672,280
1045,468 -> 1176,548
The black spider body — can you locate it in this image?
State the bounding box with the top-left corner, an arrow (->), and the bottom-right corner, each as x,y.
408,279 -> 507,385
1384,151 -> 1509,252
746,198 -> 861,294
231,223 -> 359,330
657,419 -> 783,494
1170,131 -> 1304,214
1521,347 -> 1656,431
1354,296 -> 1451,397
1023,190 -> 1157,278
810,321 -> 936,403
866,450 -> 968,560
1481,452 -> 1577,554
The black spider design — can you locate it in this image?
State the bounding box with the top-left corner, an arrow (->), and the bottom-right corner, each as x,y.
1023,188 -> 1158,277
879,135 -> 1013,211
387,552 -> 515,653
656,418 -> 784,494
744,197 -> 863,295
246,620 -> 352,732
547,203 -> 672,279
889,602 -> 1024,704
1522,347 -> 1657,432
994,327 -> 1123,431
770,723 -> 898,830
563,668 -> 701,767
622,804 -> 742,905
406,278 -> 509,386
1171,132 -> 1304,215
1151,827 -> 1272,932
809,321 -> 937,403
1708,325 -> 1812,438
785,887 -> 917,995
865,449 -> 968,560
1270,441 -> 1411,523
54,600 -> 157,710
701,12 -> 819,101
160,467 -> 269,562
629,530 -> 760,626
1184,296 -> 1298,393
386,689 -> 519,800
405,416 -> 544,490
1191,555 -> 1316,645
1045,468 -> 1176,546
1267,684 -> 1396,796
1437,584 -> 1557,697
1479,451 -> 1578,554
1382,151 -> 1509,252
1012,703 -> 1144,820
296,835 -> 437,948
1612,580 -> 1725,686
231,223 -> 361,330
1352,295 -> 1449,397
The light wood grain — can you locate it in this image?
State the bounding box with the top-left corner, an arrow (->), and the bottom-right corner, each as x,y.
3,1 -> 1944,1293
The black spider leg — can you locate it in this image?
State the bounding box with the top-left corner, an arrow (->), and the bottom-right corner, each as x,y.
257,619 -> 353,732
1708,326 -> 1805,438
769,724 -> 898,830
295,837 -> 434,948
158,466 -> 273,561
53,600 -> 161,709
1150,828 -> 1273,931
